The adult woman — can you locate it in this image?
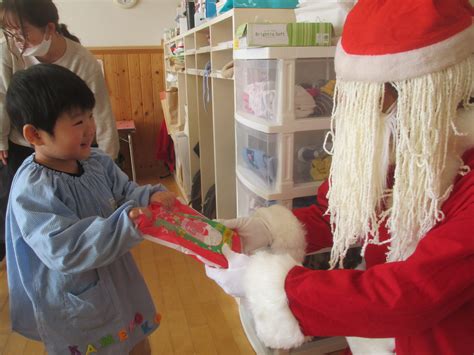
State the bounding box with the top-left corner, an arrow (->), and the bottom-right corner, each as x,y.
0,0 -> 119,259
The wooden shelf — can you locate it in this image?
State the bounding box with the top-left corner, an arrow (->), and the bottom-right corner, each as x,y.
163,8 -> 297,220
196,46 -> 211,54
211,40 -> 234,52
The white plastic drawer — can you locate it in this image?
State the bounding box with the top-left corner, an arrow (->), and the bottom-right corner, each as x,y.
236,177 -> 317,217
235,58 -> 335,124
236,122 -> 279,190
236,121 -> 331,194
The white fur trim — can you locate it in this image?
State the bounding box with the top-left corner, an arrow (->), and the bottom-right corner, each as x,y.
256,205 -> 307,263
335,25 -> 474,82
244,251 -> 306,350
346,337 -> 395,355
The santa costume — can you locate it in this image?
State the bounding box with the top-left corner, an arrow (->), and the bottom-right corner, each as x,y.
213,1 -> 474,354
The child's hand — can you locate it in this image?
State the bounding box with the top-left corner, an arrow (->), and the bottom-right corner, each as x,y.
150,191 -> 177,209
129,207 -> 152,225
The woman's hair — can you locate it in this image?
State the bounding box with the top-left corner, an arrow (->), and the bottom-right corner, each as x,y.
1,0 -> 80,44
6,64 -> 95,136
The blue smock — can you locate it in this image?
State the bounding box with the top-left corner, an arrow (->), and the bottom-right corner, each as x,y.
6,149 -> 164,354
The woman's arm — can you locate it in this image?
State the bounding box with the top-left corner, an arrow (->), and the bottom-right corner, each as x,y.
86,67 -> 120,159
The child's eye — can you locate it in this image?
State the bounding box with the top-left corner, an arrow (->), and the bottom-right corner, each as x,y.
73,121 -> 83,126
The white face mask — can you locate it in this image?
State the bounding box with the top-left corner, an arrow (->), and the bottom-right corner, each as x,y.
16,31 -> 52,57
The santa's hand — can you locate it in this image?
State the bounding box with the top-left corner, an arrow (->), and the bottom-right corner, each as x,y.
205,245 -> 250,298
217,214 -> 272,255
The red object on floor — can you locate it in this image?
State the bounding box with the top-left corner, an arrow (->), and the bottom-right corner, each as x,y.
156,120 -> 175,173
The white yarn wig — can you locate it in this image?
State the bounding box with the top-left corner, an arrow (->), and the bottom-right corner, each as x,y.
327,56 -> 474,268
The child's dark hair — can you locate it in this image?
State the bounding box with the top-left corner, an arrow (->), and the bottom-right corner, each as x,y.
6,64 -> 95,135
1,0 -> 80,48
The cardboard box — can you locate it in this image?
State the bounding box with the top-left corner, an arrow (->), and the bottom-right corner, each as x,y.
235,22 -> 333,49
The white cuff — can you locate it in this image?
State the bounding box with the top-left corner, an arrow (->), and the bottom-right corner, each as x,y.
256,205 -> 307,263
244,251 -> 306,350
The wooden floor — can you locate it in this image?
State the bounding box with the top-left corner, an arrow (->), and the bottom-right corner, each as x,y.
0,175 -> 345,355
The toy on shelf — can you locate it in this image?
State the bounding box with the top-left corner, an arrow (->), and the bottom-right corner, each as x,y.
137,200 -> 241,268
297,145 -> 332,181
242,147 -> 277,184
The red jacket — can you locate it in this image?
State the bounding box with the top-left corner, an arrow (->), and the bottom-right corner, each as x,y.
288,149 -> 474,354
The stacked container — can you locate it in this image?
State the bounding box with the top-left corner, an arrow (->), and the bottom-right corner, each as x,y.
234,47 -> 336,216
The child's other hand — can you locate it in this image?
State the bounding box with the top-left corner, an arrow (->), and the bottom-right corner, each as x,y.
150,191 -> 177,209
129,207 -> 152,225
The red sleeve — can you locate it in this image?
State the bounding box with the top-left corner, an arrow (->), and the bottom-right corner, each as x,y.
285,206 -> 474,338
293,180 -> 333,253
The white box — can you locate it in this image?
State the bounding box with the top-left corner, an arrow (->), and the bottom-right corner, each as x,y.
237,177 -> 317,217
235,56 -> 335,124
236,120 -> 331,197
179,17 -> 188,35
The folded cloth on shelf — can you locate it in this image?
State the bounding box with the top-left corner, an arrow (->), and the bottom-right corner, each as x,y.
221,60 -> 234,79
295,85 -> 317,118
243,81 -> 277,119
313,92 -> 334,116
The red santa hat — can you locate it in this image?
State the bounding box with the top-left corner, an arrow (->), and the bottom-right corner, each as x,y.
335,0 -> 474,82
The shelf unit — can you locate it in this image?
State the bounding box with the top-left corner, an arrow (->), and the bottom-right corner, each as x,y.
163,8 -> 296,218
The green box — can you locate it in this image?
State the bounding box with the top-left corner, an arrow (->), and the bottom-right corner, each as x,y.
235,23 -> 333,49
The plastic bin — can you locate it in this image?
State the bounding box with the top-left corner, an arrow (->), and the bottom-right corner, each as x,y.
237,177 -> 317,217
295,1 -> 356,37
235,58 -> 335,123
236,121 -> 331,194
234,0 -> 298,8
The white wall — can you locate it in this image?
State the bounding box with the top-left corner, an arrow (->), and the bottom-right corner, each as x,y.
55,0 -> 177,47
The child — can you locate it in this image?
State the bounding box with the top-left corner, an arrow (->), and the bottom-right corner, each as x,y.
4,63 -> 175,355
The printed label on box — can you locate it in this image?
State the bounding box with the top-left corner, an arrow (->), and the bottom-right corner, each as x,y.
252,24 -> 289,46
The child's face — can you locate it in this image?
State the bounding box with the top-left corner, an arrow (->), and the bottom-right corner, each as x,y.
35,109 -> 96,167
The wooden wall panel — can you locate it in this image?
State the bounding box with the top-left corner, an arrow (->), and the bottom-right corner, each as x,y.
89,47 -> 167,180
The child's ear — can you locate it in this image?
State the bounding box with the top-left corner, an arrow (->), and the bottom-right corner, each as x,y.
23,124 -> 44,146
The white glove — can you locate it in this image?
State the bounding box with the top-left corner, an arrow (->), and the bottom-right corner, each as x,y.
218,215 -> 272,255
205,245 -> 250,298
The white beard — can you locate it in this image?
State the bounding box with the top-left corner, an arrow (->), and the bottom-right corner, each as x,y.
327,57 -> 473,267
